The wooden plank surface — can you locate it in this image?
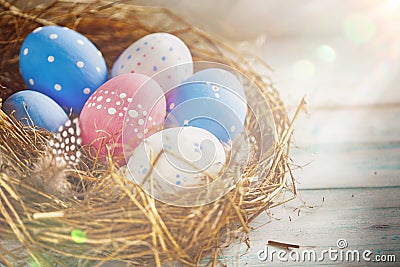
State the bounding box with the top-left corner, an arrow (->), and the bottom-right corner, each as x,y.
261,36 -> 400,189
290,106 -> 400,189
209,187 -> 400,266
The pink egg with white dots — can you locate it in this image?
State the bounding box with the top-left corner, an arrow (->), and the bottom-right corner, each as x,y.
79,73 -> 166,162
111,33 -> 193,92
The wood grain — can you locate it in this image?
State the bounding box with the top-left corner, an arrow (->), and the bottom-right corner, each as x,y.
204,187 -> 400,266
288,106 -> 400,189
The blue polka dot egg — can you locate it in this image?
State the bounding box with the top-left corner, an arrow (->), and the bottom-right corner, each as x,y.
19,26 -> 108,114
2,90 -> 68,133
165,77 -> 247,143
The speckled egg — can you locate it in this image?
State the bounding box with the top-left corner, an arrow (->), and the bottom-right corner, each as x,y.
111,33 -> 193,91
2,90 -> 68,132
125,126 -> 226,188
165,81 -> 247,143
79,73 -> 166,161
19,26 -> 108,114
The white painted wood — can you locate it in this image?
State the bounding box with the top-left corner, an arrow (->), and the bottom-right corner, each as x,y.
211,187 -> 400,266
291,142 -> 400,189
246,38 -> 400,108
293,106 -> 400,146
290,106 -> 400,188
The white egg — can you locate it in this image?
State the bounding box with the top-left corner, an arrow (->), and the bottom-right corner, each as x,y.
125,126 -> 226,190
111,33 -> 193,91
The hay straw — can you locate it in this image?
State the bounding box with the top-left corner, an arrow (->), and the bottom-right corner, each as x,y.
0,0 -> 301,266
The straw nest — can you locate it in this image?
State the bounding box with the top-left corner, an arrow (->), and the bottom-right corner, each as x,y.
0,1 -> 302,266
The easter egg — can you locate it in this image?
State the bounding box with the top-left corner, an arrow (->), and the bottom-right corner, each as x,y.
165,81 -> 247,143
79,73 -> 166,161
111,33 -> 193,91
185,68 -> 247,107
125,126 -> 226,189
19,26 -> 108,114
2,90 -> 68,132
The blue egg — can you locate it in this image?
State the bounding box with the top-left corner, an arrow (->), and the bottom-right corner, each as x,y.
165,81 -> 247,142
184,68 -> 247,123
19,26 -> 108,114
2,90 -> 69,132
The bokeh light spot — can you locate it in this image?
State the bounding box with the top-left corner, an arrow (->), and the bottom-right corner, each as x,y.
28,258 -> 40,267
71,228 -> 87,244
343,14 -> 377,43
293,60 -> 315,80
316,45 -> 336,63
388,0 -> 400,9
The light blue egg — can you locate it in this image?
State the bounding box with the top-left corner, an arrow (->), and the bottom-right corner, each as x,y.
2,90 -> 69,132
165,81 -> 246,143
19,26 -> 108,114
184,68 -> 247,123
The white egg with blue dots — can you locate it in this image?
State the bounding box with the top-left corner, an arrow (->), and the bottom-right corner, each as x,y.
111,32 -> 193,92
125,126 -> 226,189
19,26 -> 108,114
